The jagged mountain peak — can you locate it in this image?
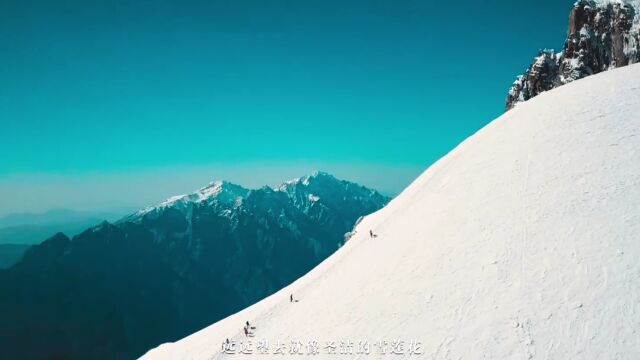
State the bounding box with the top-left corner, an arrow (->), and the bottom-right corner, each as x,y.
277,170 -> 337,190
275,171 -> 386,211
126,173 -> 385,223
196,180 -> 250,202
506,0 -> 640,109
130,180 -> 250,219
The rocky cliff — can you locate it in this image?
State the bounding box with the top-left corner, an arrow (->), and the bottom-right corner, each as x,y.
507,0 -> 640,110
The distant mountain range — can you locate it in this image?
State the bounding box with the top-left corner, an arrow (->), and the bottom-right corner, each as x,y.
0,209 -> 126,268
0,172 -> 389,360
0,208 -> 124,229
0,244 -> 31,270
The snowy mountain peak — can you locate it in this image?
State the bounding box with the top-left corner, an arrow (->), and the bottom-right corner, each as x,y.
197,180 -> 249,202
276,171 -> 338,190
126,173 -> 384,223
200,180 -> 225,192
507,0 -> 640,109
129,180 -> 250,219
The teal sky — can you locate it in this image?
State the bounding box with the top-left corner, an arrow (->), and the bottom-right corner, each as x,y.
1,0 -> 575,215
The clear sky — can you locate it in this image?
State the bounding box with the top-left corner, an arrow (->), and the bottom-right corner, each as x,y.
0,0 -> 576,216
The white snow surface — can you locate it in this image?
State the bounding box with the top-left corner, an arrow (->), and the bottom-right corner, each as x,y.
135,181 -> 231,216
593,0 -> 640,9
142,64 -> 640,359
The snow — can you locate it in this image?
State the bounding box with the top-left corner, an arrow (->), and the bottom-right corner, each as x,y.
141,64 -> 640,359
127,171 -> 343,224
579,25 -> 590,37
133,181 -> 242,217
594,0 -> 640,8
592,0 -> 640,60
276,172 -> 336,193
593,0 -> 640,27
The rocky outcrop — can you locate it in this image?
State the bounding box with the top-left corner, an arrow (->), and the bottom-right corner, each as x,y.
507,0 -> 640,110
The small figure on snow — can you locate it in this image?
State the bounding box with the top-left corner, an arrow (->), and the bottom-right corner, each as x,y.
290,294 -> 293,302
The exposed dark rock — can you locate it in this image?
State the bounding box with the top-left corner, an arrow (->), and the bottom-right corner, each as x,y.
507,0 -> 639,110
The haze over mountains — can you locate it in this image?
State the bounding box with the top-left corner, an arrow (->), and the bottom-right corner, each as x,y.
0,209 -> 125,268
0,209 -> 124,229
0,172 -> 388,360
0,209 -> 124,245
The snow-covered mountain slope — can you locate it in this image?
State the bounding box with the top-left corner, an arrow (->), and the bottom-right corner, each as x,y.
142,64 -> 640,359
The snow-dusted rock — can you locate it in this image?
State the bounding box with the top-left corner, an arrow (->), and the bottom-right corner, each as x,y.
507,0 -> 640,109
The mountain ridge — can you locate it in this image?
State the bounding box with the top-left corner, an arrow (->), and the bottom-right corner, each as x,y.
0,172 -> 389,360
